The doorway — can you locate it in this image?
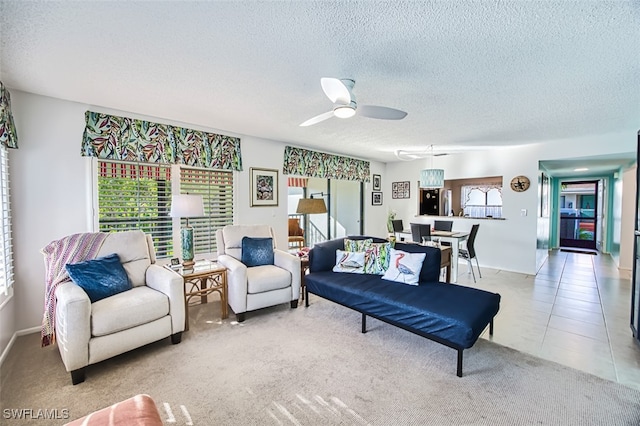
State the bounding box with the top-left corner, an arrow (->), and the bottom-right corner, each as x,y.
559,180 -> 598,250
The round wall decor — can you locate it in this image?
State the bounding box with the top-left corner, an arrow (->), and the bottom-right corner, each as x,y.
510,175 -> 530,192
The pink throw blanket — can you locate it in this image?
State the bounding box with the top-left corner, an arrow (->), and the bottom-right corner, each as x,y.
40,232 -> 108,347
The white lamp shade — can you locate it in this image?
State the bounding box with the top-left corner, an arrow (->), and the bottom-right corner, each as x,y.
170,194 -> 204,218
420,169 -> 445,189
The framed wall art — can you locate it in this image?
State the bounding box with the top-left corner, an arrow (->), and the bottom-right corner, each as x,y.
372,192 -> 383,206
373,174 -> 381,191
250,167 -> 279,207
392,181 -> 410,199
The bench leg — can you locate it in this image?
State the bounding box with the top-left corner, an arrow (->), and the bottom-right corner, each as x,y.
489,319 -> 494,335
457,349 -> 463,377
361,313 -> 367,333
305,286 -> 309,307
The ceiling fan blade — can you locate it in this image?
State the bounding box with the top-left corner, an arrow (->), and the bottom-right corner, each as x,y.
321,78 -> 352,104
358,105 -> 407,120
299,111 -> 334,127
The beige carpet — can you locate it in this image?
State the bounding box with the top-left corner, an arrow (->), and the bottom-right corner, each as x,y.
2,297 -> 640,425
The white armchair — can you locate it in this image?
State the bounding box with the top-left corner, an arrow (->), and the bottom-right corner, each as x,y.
49,230 -> 185,385
216,224 -> 301,322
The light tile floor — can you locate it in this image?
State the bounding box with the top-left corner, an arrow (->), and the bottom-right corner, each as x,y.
456,249 -> 640,391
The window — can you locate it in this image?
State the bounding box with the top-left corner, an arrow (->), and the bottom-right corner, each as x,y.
97,160 -> 173,258
0,145 -> 14,295
179,168 -> 233,255
461,185 -> 503,218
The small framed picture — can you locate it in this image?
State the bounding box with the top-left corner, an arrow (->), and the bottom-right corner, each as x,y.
171,258 -> 180,266
250,167 -> 279,207
372,192 -> 383,206
373,174 -> 381,191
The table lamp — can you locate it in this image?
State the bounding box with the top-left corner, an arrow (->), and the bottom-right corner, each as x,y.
170,194 -> 204,267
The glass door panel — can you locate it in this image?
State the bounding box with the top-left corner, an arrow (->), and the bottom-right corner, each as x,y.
331,179 -> 361,238
559,181 -> 597,250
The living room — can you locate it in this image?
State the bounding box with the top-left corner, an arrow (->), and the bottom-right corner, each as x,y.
1,1 -> 640,424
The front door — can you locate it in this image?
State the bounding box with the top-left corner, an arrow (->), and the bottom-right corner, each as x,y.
559,180 -> 598,250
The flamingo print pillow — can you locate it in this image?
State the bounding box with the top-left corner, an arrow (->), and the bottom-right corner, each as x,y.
382,249 -> 426,285
333,250 -> 366,274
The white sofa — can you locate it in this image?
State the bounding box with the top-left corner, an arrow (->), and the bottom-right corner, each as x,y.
53,230 -> 185,384
216,224 -> 301,322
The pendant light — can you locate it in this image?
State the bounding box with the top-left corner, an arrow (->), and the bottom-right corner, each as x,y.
419,145 -> 444,189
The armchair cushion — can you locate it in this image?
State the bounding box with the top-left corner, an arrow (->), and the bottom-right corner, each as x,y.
247,265 -> 292,293
91,286 -> 169,337
66,253 -> 132,303
241,237 -> 275,267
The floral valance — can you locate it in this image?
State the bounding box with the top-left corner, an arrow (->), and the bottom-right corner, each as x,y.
81,111 -> 242,171
0,82 -> 18,149
283,146 -> 370,182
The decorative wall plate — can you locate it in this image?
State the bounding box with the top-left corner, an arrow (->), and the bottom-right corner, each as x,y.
510,175 -> 530,192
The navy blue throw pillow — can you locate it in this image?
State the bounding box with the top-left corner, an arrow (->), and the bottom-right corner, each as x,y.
241,237 -> 274,267
66,253 -> 132,303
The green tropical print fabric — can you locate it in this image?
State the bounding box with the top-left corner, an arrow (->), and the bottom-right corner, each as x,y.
343,239 -> 391,275
283,146 -> 370,182
82,111 -> 242,171
344,238 -> 373,252
0,82 -> 18,149
363,242 -> 392,275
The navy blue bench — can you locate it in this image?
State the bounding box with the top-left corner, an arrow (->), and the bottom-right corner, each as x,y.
304,237 -> 501,377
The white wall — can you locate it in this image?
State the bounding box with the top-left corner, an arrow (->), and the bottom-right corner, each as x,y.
0,90 -> 385,357
386,135 -> 636,275
617,166 -> 637,270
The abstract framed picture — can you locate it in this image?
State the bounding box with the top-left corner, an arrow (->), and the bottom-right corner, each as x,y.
373,174 -> 381,191
372,191 -> 383,206
392,181 -> 410,199
250,167 -> 279,207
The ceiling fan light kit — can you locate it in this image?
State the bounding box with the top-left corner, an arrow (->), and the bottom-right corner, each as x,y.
333,104 -> 356,118
300,77 -> 407,126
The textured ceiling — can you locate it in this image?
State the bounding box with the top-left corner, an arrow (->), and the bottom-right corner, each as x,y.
1,1 -> 639,165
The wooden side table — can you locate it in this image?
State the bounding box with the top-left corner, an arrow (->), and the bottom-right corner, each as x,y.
440,246 -> 452,283
300,256 -> 309,301
169,260 -> 228,331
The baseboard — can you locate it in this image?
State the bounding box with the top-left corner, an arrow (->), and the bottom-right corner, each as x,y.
0,326 -> 40,367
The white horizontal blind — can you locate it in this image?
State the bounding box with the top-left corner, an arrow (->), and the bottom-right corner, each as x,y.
0,145 -> 13,295
97,160 -> 173,258
180,168 -> 233,254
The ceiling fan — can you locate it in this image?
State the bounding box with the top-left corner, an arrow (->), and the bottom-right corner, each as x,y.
299,78 -> 408,127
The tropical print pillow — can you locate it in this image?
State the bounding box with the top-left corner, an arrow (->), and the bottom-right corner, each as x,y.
344,238 -> 373,252
363,242 -> 392,275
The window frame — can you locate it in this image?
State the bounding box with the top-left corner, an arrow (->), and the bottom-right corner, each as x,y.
94,159 -> 174,258
178,166 -> 234,256
93,159 -> 235,261
0,144 -> 14,298
461,185 -> 503,218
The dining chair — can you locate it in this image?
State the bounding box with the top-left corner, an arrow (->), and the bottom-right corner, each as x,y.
433,220 -> 453,246
433,220 -> 453,231
410,223 -> 431,244
391,219 -> 405,241
459,224 -> 481,282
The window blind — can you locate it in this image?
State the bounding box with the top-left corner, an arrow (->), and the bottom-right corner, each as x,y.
179,168 -> 233,255
97,160 -> 173,258
0,145 -> 14,295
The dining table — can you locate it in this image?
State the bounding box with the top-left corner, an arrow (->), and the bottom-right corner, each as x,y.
397,229 -> 470,282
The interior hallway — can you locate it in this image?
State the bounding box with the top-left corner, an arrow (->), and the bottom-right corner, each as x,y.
459,250 -> 640,391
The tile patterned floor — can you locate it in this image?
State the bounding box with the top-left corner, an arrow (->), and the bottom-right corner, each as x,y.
456,249 -> 640,391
